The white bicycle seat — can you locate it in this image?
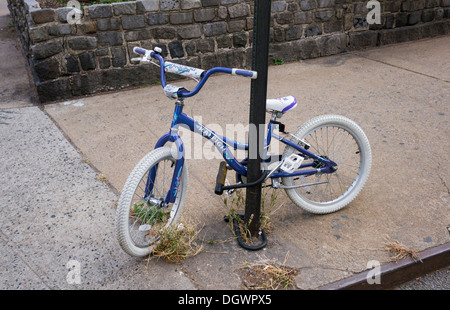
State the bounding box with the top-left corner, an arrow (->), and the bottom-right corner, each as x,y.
266,96 -> 297,113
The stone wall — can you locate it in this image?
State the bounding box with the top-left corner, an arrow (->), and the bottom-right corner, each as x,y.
7,0 -> 450,103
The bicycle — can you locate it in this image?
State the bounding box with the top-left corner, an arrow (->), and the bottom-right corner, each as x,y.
115,46 -> 372,257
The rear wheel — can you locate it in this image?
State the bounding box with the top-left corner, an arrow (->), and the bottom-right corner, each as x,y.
115,147 -> 188,257
282,115 -> 371,214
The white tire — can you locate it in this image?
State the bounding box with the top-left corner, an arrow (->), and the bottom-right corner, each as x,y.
115,147 -> 188,257
282,115 -> 371,214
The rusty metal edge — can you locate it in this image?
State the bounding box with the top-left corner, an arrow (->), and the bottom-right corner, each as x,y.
317,242 -> 450,290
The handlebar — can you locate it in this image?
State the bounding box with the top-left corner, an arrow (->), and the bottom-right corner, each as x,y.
132,47 -> 257,99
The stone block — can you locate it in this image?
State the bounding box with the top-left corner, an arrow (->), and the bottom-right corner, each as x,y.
201,0 -> 219,6
97,32 -> 123,46
151,27 -> 177,39
31,9 -> 56,24
272,27 -> 285,42
318,0 -> 334,8
200,49 -> 245,69
348,30 -> 378,49
445,7 -> 450,17
233,32 -> 247,47
79,51 -> 96,70
354,16 -> 368,28
196,38 -> 215,53
425,0 -> 440,8
113,2 -> 136,15
323,20 -> 343,33
294,11 -> 312,24
122,14 -> 146,29
170,12 -> 193,24
396,12 -> 408,27
87,4 -> 112,19
177,25 -> 202,39
95,48 -> 109,56
168,40 -> 184,58
181,0 -> 201,9
422,9 -> 435,22
299,0 -> 316,11
32,40 -> 63,59
36,79 -> 70,103
228,3 -> 249,18
218,6 -> 228,19
34,57 -> 60,81
315,10 -> 334,22
285,25 -> 302,40
148,13 -> 169,25
220,0 -> 237,4
29,26 -> 48,43
354,2 -> 368,15
408,11 -> 422,25
275,12 -> 293,24
136,0 -> 159,12
185,41 -> 196,56
69,73 -> 101,96
24,0 -> 40,12
47,23 -> 73,36
194,8 -> 216,22
227,19 -> 246,32
78,21 -> 97,34
55,7 -> 73,23
67,36 -> 97,50
97,18 -> 120,31
160,0 -> 179,11
111,47 -> 127,67
99,57 -> 111,69
203,21 -> 227,36
384,1 -> 402,12
305,24 -> 322,37
216,34 -> 232,48
271,1 -> 286,12
316,33 -> 346,56
124,29 -> 152,41
385,14 -> 395,29
65,55 -> 80,73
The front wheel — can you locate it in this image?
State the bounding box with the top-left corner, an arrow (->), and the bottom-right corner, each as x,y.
115,147 -> 188,257
282,115 -> 371,214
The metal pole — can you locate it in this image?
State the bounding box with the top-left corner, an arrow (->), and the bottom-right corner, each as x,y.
245,0 -> 271,236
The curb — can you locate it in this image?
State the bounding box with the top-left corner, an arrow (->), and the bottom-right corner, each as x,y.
318,242 -> 450,290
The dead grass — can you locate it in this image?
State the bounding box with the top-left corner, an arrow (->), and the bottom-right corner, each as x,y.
383,236 -> 421,262
240,253 -> 298,290
148,222 -> 204,264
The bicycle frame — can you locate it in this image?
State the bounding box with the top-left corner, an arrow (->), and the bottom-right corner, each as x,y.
147,100 -> 337,205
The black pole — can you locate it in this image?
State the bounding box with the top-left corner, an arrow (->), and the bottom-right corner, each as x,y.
245,0 -> 271,236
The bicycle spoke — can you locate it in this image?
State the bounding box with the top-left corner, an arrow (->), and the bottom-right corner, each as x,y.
291,123 -> 362,204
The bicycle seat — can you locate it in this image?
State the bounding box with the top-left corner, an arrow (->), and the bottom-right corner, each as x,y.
266,96 -> 297,113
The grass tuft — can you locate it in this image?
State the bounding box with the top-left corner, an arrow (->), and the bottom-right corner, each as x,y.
149,222 -> 203,264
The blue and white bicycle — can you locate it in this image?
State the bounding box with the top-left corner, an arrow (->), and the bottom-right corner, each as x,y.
115,47 -> 372,257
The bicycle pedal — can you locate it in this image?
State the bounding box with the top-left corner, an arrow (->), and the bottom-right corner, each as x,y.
214,161 -> 228,195
280,154 -> 304,173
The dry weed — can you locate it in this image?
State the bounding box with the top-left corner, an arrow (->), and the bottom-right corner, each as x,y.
240,253 -> 298,290
149,222 -> 204,264
383,236 -> 421,262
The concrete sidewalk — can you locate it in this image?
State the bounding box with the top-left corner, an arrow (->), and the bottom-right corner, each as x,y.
1,0 -> 449,288
44,36 -> 449,289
